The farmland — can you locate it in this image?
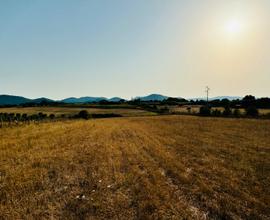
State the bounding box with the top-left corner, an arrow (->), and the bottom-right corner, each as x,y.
0,106 -> 156,118
169,105 -> 270,116
0,115 -> 269,219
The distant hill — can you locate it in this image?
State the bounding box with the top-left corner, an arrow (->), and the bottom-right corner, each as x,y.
0,94 -> 245,106
32,97 -> 55,103
190,96 -> 242,101
0,95 -> 125,105
109,97 -> 124,102
0,95 -> 56,105
136,94 -> 168,101
210,96 -> 242,101
61,97 -> 107,103
0,95 -> 31,105
61,96 -> 125,103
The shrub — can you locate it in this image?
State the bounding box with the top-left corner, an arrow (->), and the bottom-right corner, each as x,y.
38,112 -> 47,120
223,106 -> 232,116
160,106 -> 170,113
245,106 -> 259,117
199,106 -> 211,116
212,109 -> 221,117
15,113 -> 21,121
78,110 -> 90,119
49,114 -> 55,120
91,113 -> 122,118
8,113 -> 15,121
30,114 -> 39,121
264,112 -> 270,119
233,109 -> 241,118
22,114 -> 28,121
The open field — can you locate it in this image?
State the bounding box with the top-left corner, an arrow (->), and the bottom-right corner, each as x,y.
0,106 -> 156,117
170,105 -> 270,115
0,115 -> 269,219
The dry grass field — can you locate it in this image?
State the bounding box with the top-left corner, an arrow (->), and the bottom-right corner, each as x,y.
0,115 -> 269,219
170,105 -> 270,115
0,107 -> 155,117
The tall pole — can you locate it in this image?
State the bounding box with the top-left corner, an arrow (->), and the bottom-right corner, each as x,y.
206,86 -> 210,105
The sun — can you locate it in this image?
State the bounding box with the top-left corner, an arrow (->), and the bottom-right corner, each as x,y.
225,19 -> 243,35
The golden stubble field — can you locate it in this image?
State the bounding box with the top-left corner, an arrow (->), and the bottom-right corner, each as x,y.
0,115 -> 269,219
0,106 -> 155,117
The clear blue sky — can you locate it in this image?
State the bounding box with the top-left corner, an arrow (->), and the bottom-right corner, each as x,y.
1,0 -> 269,99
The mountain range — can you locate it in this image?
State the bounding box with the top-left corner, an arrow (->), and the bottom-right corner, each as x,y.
0,94 -> 243,105
189,96 -> 242,101
135,94 -> 168,101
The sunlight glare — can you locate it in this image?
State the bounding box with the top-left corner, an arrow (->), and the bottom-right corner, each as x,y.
225,19 -> 242,35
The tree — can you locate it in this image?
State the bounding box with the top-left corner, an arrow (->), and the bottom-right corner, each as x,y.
233,109 -> 241,118
242,95 -> 256,108
243,95 -> 256,101
223,106 -> 232,116
245,106 -> 258,117
212,109 -> 221,117
256,98 -> 270,108
38,112 -> 47,120
22,114 -> 28,121
220,99 -> 230,107
49,114 -> 55,120
15,113 -> 21,121
199,106 -> 211,116
78,110 -> 90,119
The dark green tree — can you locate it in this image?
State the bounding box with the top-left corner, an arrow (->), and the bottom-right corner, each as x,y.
223,106 -> 232,116
212,109 -> 222,117
199,106 -> 211,116
49,114 -> 55,120
78,110 -> 90,119
233,109 -> 241,117
245,106 -> 258,117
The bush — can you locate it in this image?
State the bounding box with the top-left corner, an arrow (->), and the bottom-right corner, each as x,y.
49,114 -> 55,120
212,109 -> 221,117
245,106 -> 259,117
22,114 -> 28,121
78,110 -> 90,119
223,106 -> 232,116
158,106 -> 169,114
233,109 -> 241,118
15,113 -> 21,121
264,112 -> 270,119
91,113 -> 122,118
38,112 -> 47,120
199,106 -> 211,116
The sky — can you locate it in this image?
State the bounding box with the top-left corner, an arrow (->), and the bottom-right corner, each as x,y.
0,0 -> 270,100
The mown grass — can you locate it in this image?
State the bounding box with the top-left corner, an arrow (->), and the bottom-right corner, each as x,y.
0,106 -> 156,117
0,115 -> 269,219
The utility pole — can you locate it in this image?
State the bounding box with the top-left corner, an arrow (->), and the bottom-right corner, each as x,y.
205,86 -> 210,105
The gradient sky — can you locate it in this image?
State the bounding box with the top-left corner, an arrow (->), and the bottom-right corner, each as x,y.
1,0 -> 269,99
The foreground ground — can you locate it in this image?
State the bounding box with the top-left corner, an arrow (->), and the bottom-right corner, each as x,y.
0,115 -> 269,219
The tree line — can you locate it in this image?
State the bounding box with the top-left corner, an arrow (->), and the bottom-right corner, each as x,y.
1,95 -> 269,109
0,112 -> 57,123
199,105 -> 262,118
0,110 -> 122,127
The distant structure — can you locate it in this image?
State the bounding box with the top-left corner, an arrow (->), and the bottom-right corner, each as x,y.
205,86 -> 210,105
